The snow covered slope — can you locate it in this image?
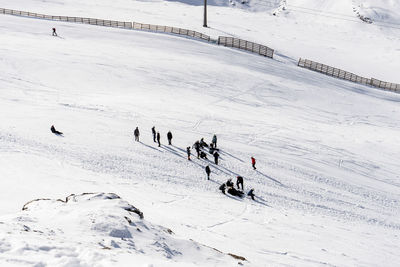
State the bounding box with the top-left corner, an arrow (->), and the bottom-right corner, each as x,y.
0,2 -> 400,267
2,0 -> 399,82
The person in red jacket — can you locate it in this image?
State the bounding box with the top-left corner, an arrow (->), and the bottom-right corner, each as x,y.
251,156 -> 256,170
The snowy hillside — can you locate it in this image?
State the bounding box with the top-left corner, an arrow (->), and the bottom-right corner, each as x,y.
0,1 -> 400,266
2,0 -> 400,82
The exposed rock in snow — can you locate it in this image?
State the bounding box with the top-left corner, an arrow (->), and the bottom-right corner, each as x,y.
0,193 -> 238,266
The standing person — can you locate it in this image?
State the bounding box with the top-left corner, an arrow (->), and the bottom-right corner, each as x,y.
247,188 -> 255,200
236,176 -> 244,190
52,28 -> 57,36
193,141 -> 200,159
152,126 -> 156,142
213,151 -> 220,165
156,132 -> 161,147
167,131 -> 173,145
134,127 -> 140,142
212,134 -> 217,148
205,165 -> 211,180
186,146 -> 191,160
251,156 -> 256,170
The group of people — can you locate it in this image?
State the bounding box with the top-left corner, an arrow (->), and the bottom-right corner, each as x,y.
134,126 -> 173,147
219,176 -> 255,200
50,124 -> 257,201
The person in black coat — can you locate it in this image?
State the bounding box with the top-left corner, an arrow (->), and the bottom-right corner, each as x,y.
193,141 -> 200,159
200,151 -> 208,160
236,176 -> 244,190
219,183 -> 226,194
152,126 -> 156,142
186,146 -> 191,160
50,125 -> 63,135
156,132 -> 161,147
167,131 -> 173,145
134,127 -> 140,141
226,179 -> 234,188
205,165 -> 211,180
213,151 -> 220,165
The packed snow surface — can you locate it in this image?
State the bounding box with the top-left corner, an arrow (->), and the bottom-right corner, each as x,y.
0,0 -> 400,266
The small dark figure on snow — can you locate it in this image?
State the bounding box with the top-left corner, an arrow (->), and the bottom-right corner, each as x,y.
219,183 -> 226,194
152,126 -> 156,142
52,28 -> 57,36
205,165 -> 211,180
200,138 -> 208,148
200,151 -> 208,160
167,131 -> 173,145
247,188 -> 255,200
228,187 -> 244,198
251,156 -> 256,170
186,146 -> 191,160
213,151 -> 220,165
157,132 -> 161,147
50,125 -> 63,135
134,127 -> 140,142
226,179 -> 234,188
228,187 -> 244,197
212,134 -> 217,148
193,141 -> 200,159
236,176 -> 244,190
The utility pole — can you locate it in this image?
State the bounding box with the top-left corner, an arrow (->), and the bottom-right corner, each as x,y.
203,0 -> 207,27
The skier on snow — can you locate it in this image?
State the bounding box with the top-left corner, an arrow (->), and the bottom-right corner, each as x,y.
236,176 -> 244,190
186,146 -> 191,160
251,156 -> 256,170
157,132 -> 161,147
212,134 -> 217,148
205,165 -> 211,180
193,141 -> 200,159
152,126 -> 156,142
134,127 -> 140,142
52,28 -> 57,36
213,151 -> 220,165
167,131 -> 173,145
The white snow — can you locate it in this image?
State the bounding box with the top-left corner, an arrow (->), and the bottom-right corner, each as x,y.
0,1 -> 400,266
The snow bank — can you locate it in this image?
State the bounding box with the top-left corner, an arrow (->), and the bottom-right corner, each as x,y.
0,193 -> 239,266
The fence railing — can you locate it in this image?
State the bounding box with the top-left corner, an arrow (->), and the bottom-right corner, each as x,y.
218,36 -> 274,58
298,58 -> 399,92
0,8 -> 210,42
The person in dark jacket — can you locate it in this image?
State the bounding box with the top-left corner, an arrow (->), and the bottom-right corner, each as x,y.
152,126 -> 156,142
205,165 -> 211,180
227,187 -> 244,198
167,131 -> 173,145
134,127 -> 140,141
193,141 -> 200,159
52,28 -> 57,36
219,183 -> 226,194
236,176 -> 244,190
213,151 -> 220,165
247,188 -> 255,200
200,138 -> 208,148
200,151 -> 208,160
226,179 -> 234,188
186,146 -> 191,160
251,156 -> 256,170
212,134 -> 217,148
50,125 -> 63,135
157,132 -> 161,147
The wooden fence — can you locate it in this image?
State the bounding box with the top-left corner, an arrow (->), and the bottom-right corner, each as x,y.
0,8 -> 210,42
298,58 -> 399,92
0,7 -> 279,61
218,36 -> 274,58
